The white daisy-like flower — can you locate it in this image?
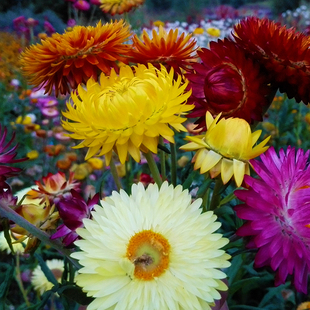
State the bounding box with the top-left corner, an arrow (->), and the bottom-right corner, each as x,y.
72,181 -> 231,310
31,259 -> 64,295
0,231 -> 27,254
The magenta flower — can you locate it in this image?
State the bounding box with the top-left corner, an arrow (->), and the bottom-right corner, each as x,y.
51,190 -> 99,246
74,0 -> 90,10
44,21 -> 55,34
235,146 -> 310,293
0,126 -> 27,181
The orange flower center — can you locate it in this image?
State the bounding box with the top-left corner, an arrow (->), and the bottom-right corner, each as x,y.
126,230 -> 170,281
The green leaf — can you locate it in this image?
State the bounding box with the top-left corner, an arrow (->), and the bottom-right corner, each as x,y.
57,285 -> 94,305
0,262 -> 14,303
34,253 -> 58,286
258,283 -> 289,308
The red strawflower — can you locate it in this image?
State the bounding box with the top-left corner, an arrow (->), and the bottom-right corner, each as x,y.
233,16 -> 310,104
186,38 -> 271,128
235,147 -> 310,293
51,190 -> 99,246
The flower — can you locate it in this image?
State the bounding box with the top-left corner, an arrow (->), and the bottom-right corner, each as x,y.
0,126 -> 28,182
233,17 -> 310,104
31,259 -> 64,295
0,231 -> 27,254
10,186 -> 59,252
99,0 -> 145,15
87,157 -> 104,170
180,112 -> 270,187
185,38 -> 271,128
129,26 -> 198,74
74,0 -> 90,10
20,20 -> 131,96
234,147 -> 310,293
44,21 -> 55,34
33,172 -> 80,203
193,27 -> 204,35
206,27 -> 221,37
72,182 -> 230,310
71,163 -> 93,180
62,64 -> 193,165
297,302 -> 310,310
26,150 -> 39,160
51,190 -> 99,246
153,20 -> 165,27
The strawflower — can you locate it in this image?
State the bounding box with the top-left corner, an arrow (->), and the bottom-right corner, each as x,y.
31,259 -> 64,295
180,112 -> 270,187
20,20 -> 131,96
72,182 -> 231,310
33,172 -> 80,203
206,27 -> 221,37
11,186 -> 59,252
235,147 -> 310,293
62,64 -> 193,164
129,26 -> 198,74
186,38 -> 271,128
0,231 -> 27,254
51,190 -> 99,246
233,17 -> 310,104
99,0 -> 145,15
26,150 -> 39,160
74,0 -> 90,10
0,126 -> 28,182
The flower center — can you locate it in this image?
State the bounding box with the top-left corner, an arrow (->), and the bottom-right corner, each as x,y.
126,230 -> 170,281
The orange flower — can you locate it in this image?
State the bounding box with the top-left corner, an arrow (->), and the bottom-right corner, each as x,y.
186,38 -> 271,128
129,26 -> 198,74
44,144 -> 65,156
20,20 -> 131,96
33,172 -> 80,203
100,0 -> 145,15
234,17 -> 310,104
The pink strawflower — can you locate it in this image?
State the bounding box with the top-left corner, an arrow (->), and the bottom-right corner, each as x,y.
51,190 -> 99,246
26,18 -> 39,27
74,0 -> 90,10
13,16 -> 26,28
67,19 -> 76,27
44,21 -> 55,34
235,146 -> 310,293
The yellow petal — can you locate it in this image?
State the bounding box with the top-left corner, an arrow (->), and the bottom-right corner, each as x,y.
221,158 -> 234,184
233,159 -> 246,187
200,150 -> 222,174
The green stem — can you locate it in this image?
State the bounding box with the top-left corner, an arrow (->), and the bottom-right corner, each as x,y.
144,151 -> 162,187
0,203 -> 81,269
159,138 -> 166,182
170,142 -> 177,186
209,178 -> 224,211
109,157 -> 122,191
15,253 -> 30,307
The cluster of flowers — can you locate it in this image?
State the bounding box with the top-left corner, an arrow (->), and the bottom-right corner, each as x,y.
2,12 -> 310,309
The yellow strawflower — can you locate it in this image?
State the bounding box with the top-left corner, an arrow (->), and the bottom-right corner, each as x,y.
62,64 -> 193,164
180,112 -> 270,187
206,27 -> 221,37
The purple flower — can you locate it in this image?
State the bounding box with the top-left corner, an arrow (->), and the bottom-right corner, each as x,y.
44,21 -> 55,34
0,126 -> 27,181
235,146 -> 310,293
51,190 -> 99,246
